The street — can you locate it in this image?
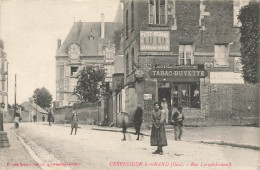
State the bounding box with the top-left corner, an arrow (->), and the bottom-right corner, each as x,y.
1,123 -> 259,170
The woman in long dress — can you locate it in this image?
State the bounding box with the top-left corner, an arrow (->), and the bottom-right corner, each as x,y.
150,102 -> 167,155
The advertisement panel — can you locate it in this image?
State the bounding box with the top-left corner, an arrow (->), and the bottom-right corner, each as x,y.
140,31 -> 170,51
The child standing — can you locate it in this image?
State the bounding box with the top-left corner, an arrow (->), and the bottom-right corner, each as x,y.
71,111 -> 79,135
171,106 -> 185,140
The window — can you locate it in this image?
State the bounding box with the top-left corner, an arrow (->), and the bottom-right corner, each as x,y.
179,45 -> 193,65
214,44 -> 229,67
171,0 -> 177,29
70,67 -> 78,77
131,48 -> 135,71
149,0 -> 167,24
69,43 -> 80,60
234,57 -> 243,72
131,1 -> 134,31
172,83 -> 200,108
126,10 -> 129,39
126,54 -> 129,75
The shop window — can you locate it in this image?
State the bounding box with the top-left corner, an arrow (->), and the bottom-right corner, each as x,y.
179,45 -> 193,65
70,67 -> 78,77
149,0 -> 168,24
172,83 -> 200,108
214,44 -> 229,67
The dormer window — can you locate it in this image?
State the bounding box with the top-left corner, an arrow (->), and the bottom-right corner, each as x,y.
69,43 -> 80,60
89,29 -> 95,40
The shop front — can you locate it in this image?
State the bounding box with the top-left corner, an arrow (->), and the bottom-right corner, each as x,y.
149,68 -> 208,118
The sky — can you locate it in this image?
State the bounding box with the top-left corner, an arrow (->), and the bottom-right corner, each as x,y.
0,0 -> 120,104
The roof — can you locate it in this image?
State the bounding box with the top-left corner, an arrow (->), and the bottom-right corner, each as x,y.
57,22 -> 123,56
20,102 -> 48,114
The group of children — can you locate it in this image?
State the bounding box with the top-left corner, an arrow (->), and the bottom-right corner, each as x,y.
69,101 -> 184,156
120,101 -> 184,155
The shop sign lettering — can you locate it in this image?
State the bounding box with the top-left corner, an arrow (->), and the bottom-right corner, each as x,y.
140,31 -> 170,51
148,69 -> 208,78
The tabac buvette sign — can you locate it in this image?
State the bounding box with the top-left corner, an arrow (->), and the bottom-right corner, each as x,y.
148,69 -> 208,78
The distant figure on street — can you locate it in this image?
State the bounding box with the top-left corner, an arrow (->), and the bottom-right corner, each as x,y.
150,102 -> 167,155
33,115 -> 37,122
42,115 -> 45,122
134,105 -> 143,140
47,109 -> 53,126
119,112 -> 129,141
171,106 -> 185,141
14,112 -> 21,129
160,98 -> 169,124
71,111 -> 79,135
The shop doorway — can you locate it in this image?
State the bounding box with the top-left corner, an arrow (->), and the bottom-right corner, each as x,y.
158,82 -> 171,118
158,88 -> 171,104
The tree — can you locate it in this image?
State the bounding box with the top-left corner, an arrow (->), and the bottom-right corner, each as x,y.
238,1 -> 259,84
32,87 -> 53,108
75,66 -> 106,102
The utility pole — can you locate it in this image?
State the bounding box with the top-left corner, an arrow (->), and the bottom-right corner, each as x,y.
14,74 -> 16,117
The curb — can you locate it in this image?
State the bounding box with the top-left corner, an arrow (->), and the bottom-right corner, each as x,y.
11,130 -> 44,170
91,127 -> 260,150
196,140 -> 260,150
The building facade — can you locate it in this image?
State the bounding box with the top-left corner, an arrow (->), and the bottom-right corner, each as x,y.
55,9 -> 123,107
121,0 -> 257,125
0,40 -> 8,121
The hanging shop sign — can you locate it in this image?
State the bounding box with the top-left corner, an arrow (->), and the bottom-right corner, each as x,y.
135,69 -> 144,79
140,31 -> 170,51
148,69 -> 208,78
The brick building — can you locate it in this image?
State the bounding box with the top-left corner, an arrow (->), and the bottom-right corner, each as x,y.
55,5 -> 123,107
118,0 -> 257,126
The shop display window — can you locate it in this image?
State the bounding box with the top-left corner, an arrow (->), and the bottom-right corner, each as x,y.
172,83 -> 200,108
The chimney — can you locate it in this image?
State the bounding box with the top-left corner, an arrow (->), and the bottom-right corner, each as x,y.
57,39 -> 61,49
101,13 -> 105,39
29,97 -> 34,104
0,39 -> 4,50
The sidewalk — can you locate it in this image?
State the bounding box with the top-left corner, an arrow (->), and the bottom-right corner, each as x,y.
91,125 -> 260,150
0,126 -> 41,170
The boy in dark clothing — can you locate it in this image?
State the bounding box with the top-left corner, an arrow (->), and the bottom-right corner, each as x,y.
134,106 -> 143,140
171,106 -> 185,141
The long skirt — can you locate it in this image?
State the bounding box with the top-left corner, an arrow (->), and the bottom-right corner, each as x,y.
150,124 -> 167,146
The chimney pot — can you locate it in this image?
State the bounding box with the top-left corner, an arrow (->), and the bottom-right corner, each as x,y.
57,39 -> 61,49
0,39 -> 4,50
101,13 -> 105,39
